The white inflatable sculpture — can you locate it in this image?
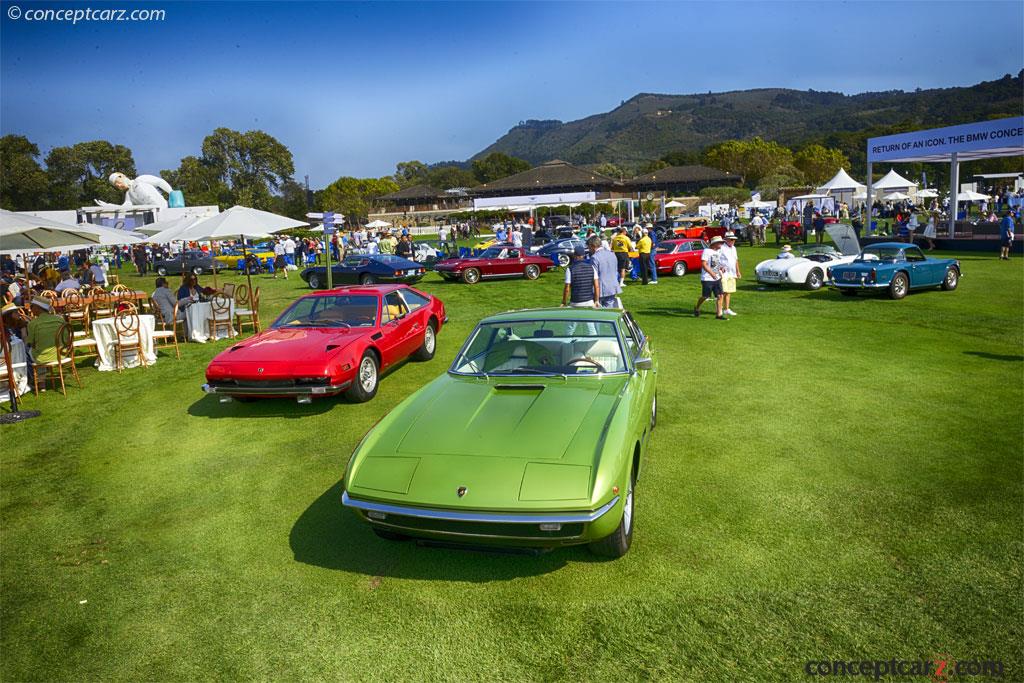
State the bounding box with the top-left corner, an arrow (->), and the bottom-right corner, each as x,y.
95,172 -> 174,209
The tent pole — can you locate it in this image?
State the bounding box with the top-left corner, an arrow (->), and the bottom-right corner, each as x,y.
948,152 -> 959,239
865,161 -> 873,236
241,235 -> 254,300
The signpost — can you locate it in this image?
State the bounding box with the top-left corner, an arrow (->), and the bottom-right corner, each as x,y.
307,211 -> 343,289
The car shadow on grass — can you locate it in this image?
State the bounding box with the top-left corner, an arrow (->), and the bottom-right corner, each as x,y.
187,394 -> 334,418
964,351 -> 1024,362
289,480 -> 606,580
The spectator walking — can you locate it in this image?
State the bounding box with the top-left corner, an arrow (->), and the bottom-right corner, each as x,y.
720,232 -> 741,316
694,236 -> 726,320
647,226 -> 659,285
587,235 -> 621,308
562,246 -> 599,308
611,227 -> 632,287
273,239 -> 288,279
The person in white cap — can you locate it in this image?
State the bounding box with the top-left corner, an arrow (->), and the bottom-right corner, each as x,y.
694,236 -> 727,320
777,244 -> 795,259
26,297 -> 64,369
720,232 -> 741,316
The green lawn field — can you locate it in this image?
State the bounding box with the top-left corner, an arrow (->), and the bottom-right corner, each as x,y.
2,245 -> 1022,681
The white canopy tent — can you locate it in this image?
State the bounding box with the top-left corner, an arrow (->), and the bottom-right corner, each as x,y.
366,219 -> 391,229
786,194 -> 836,214
866,117 -> 1024,237
956,190 -> 990,202
883,192 -> 912,201
664,200 -> 686,209
871,169 -> 919,194
817,168 -> 866,204
742,199 -> 776,210
916,189 -> 939,199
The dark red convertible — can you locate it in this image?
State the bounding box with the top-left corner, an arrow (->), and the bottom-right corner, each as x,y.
654,238 -> 707,276
202,284 -> 446,403
434,245 -> 556,284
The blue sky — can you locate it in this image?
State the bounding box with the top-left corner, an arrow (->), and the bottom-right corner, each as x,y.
2,1 -> 1022,185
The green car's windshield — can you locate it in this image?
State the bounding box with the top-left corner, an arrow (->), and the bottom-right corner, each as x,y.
859,246 -> 902,262
273,295 -> 378,328
452,320 -> 627,375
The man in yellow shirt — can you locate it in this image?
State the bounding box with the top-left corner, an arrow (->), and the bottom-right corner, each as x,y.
610,228 -> 633,287
26,297 -> 64,366
636,228 -> 653,285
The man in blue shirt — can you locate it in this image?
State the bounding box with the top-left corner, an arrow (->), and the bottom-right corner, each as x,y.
587,236 -> 622,308
999,210 -> 1016,260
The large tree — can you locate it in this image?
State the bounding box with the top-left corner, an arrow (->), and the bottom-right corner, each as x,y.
318,176 -> 399,223
793,144 -> 852,185
272,179 -> 311,221
0,135 -> 48,210
703,137 -> 793,187
471,152 -> 530,184
425,165 -> 476,190
44,140 -> 136,209
393,160 -> 429,188
198,128 -> 294,210
160,155 -> 230,207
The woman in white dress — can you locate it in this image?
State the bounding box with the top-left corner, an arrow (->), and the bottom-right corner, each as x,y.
922,212 -> 938,251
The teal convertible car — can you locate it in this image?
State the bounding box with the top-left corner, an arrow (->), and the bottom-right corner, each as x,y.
342,307 -> 657,557
829,242 -> 961,299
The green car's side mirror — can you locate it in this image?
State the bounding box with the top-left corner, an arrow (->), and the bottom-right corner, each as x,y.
634,357 -> 653,371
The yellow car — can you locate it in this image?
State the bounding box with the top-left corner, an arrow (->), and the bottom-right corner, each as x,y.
214,249 -> 275,268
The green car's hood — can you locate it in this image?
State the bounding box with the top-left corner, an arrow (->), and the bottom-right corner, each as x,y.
346,374 -> 629,510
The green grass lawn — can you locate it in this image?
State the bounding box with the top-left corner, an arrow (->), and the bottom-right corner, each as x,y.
2,246 -> 1022,681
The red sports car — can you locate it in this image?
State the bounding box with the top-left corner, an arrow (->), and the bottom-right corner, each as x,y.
654,238 -> 707,276
202,284 -> 446,403
434,245 -> 555,284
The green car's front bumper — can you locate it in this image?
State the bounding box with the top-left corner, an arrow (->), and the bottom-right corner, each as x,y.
342,490 -> 621,546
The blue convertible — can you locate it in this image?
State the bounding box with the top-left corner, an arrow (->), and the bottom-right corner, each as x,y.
828,243 -> 961,299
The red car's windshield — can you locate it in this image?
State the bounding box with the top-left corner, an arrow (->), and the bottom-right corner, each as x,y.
273,295 -> 379,328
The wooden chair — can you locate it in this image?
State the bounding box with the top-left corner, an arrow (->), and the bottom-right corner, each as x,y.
61,290 -> 90,332
33,323 -> 82,396
112,304 -> 148,372
150,299 -> 181,360
91,290 -> 116,319
106,274 -> 120,286
39,290 -> 59,307
207,294 -> 233,341
233,285 -> 260,335
221,282 -> 236,299
111,283 -> 131,294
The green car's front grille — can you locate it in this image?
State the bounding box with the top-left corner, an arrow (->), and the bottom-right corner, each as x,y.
373,514 -> 586,540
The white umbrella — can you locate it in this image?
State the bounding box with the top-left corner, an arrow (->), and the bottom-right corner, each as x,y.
146,216 -> 206,244
916,189 -> 939,198
176,205 -> 308,292
884,192 -> 911,201
957,191 -> 990,202
664,200 -> 685,209
366,219 -> 391,229
0,209 -> 105,251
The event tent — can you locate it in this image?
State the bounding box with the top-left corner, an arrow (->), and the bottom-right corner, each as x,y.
883,192 -> 912,201
817,168 -> 866,194
786,194 -> 836,214
956,191 -> 990,202
871,169 -> 919,193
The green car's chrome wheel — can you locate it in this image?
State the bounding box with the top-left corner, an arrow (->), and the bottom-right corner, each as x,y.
345,352 -> 379,403
589,472 -> 634,558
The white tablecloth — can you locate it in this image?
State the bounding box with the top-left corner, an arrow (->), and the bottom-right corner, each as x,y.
185,301 -> 236,343
1,337 -> 30,401
91,315 -> 157,372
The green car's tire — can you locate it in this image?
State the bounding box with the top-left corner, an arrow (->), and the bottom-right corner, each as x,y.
888,272 -> 909,300
941,267 -> 959,291
589,472 -> 634,558
345,352 -> 379,403
650,393 -> 657,431
372,527 -> 409,541
411,321 -> 437,362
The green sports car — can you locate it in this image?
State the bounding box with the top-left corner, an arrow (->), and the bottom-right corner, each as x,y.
342,307 -> 658,557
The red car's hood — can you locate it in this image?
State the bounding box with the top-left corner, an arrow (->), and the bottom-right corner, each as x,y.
212,326 -> 367,364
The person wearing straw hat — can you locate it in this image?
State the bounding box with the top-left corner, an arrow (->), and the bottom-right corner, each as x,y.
694,236 -> 727,320
720,232 -> 741,316
777,244 -> 795,259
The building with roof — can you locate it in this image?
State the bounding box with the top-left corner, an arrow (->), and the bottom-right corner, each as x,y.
623,165 -> 740,195
469,159 -> 621,198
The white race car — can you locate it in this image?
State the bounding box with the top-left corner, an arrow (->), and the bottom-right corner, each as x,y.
755,224 -> 861,290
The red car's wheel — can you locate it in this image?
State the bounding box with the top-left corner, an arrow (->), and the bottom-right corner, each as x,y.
462,268 -> 480,284
411,322 -> 437,361
672,261 -> 687,277
345,351 -> 379,403
524,264 -> 540,280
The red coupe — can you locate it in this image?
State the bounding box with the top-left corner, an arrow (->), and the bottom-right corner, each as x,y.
654,238 -> 707,276
202,284 -> 446,403
434,246 -> 556,284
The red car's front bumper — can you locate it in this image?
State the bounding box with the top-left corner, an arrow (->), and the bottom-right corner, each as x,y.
202,375 -> 353,398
